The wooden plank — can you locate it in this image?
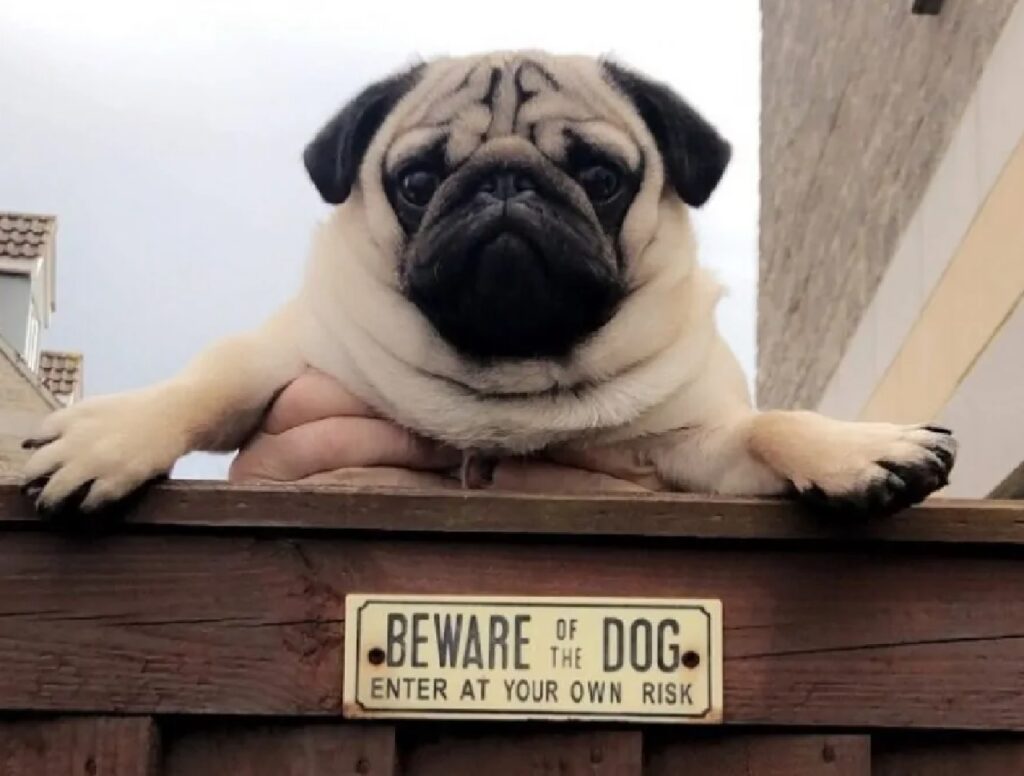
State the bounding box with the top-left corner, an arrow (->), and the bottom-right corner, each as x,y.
401,730 -> 641,775
874,735 -> 1024,774
2,479 -> 1024,547
162,721 -> 394,776
0,532 -> 1023,729
0,533 -> 342,715
0,716 -> 157,775
646,734 -> 870,775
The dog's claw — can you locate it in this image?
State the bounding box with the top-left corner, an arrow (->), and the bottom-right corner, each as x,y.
21,475 -> 48,495
796,424 -> 957,517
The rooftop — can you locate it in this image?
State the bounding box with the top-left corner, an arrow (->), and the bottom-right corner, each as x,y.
37,350 -> 83,406
0,213 -> 57,262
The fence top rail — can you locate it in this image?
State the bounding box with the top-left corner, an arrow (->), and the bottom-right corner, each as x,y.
1,478 -> 1022,546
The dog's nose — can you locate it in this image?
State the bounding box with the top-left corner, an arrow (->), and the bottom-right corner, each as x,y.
477,170 -> 537,200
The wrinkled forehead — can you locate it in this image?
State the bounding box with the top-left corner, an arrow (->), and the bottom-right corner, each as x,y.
384,54 -> 642,171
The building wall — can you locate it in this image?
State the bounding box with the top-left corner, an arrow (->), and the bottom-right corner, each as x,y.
0,273 -> 31,356
758,0 -> 1018,410
0,343 -> 56,477
763,0 -> 1024,497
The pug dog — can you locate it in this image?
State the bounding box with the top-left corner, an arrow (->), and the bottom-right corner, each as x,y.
22,51 -> 956,515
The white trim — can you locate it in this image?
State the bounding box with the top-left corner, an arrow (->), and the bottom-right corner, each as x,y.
0,258 -> 37,275
24,301 -> 40,371
817,0 -> 1024,421
29,255 -> 51,329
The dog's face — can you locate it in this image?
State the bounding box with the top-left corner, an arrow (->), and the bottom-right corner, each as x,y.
303,52 -> 730,362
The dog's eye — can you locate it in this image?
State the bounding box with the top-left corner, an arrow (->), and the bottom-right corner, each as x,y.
399,168 -> 441,207
576,164 -> 621,203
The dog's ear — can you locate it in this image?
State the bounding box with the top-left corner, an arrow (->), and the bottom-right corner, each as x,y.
603,61 -> 731,207
303,64 -> 424,204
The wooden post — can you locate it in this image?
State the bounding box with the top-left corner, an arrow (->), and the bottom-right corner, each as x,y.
0,717 -> 158,776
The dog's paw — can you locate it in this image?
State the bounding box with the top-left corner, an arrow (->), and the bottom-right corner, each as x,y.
21,391 -> 187,516
788,422 -> 956,516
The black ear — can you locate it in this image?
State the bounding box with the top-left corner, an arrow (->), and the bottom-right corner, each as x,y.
603,61 -> 731,207
303,64 -> 424,204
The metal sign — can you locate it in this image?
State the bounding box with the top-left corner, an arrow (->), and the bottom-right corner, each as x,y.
343,594 -> 723,723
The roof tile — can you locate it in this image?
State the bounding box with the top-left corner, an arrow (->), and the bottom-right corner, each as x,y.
0,212 -> 56,261
37,350 -> 83,404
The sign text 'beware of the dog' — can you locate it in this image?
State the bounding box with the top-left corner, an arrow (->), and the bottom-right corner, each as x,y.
342,594 -> 723,723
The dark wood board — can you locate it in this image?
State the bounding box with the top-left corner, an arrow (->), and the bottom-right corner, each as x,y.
2,480 -> 1023,547
400,729 -> 641,775
0,530 -> 1022,729
162,720 -> 395,776
0,716 -> 158,775
646,733 -> 870,775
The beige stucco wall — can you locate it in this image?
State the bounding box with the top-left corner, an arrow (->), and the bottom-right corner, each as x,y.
0,347 -> 56,477
758,0 -> 1018,410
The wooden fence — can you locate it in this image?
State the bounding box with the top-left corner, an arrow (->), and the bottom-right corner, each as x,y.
1,479 -> 1023,774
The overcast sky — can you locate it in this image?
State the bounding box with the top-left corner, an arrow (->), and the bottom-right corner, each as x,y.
0,0 -> 760,478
